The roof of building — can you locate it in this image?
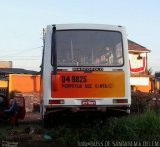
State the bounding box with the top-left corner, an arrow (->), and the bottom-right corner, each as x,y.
0,68 -> 39,75
128,40 -> 150,53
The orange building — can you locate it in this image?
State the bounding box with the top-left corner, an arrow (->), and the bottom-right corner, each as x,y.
0,68 -> 40,95
9,74 -> 40,93
0,70 -> 40,112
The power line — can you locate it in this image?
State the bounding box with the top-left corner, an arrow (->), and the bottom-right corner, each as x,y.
0,58 -> 41,60
0,46 -> 42,58
5,55 -> 41,57
0,56 -> 41,58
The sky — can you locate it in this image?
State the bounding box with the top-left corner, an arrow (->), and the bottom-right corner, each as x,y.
0,0 -> 160,73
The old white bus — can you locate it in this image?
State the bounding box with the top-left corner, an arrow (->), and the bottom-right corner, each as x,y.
41,24 -> 131,124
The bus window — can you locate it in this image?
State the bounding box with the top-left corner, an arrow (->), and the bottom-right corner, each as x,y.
56,30 -> 123,67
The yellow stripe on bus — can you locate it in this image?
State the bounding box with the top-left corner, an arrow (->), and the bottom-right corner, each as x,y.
51,71 -> 125,98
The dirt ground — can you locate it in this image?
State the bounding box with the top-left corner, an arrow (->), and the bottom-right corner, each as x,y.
0,112 -> 64,147
19,112 -> 42,123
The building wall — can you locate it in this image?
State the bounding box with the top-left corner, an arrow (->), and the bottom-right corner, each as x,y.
8,74 -> 41,112
129,53 -> 147,73
0,61 -> 12,68
0,80 -> 8,96
133,80 -> 152,92
9,74 -> 40,93
0,80 -> 8,87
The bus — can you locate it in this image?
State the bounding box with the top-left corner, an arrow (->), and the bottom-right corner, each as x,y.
41,24 -> 131,123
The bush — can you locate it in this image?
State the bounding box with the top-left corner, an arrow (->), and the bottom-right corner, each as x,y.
104,110 -> 160,141
48,111 -> 160,146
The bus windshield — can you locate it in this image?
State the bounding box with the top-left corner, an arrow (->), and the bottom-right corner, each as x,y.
56,30 -> 123,67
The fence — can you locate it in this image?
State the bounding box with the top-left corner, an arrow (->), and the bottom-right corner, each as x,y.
0,87 -> 8,96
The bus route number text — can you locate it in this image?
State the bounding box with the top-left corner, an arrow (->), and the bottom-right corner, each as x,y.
62,76 -> 87,83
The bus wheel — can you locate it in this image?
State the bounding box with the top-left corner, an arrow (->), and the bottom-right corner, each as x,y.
43,113 -> 52,128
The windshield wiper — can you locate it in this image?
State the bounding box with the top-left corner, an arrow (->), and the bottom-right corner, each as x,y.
51,25 -> 57,75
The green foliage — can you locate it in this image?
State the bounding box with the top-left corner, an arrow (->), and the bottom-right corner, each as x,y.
9,90 -> 21,98
103,111 -> 160,141
48,111 -> 160,146
1,111 -> 160,146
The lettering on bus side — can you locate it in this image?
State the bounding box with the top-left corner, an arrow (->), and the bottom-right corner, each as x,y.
95,83 -> 113,88
72,67 -> 103,71
61,75 -> 113,89
61,76 -> 87,83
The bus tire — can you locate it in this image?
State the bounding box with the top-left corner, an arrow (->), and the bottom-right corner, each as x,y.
43,113 -> 49,128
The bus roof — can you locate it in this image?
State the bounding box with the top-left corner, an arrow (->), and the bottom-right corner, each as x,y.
46,24 -> 126,32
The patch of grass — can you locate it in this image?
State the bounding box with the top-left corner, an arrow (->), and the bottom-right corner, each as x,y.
104,110 -> 160,141
1,111 -> 160,146
48,110 -> 160,146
